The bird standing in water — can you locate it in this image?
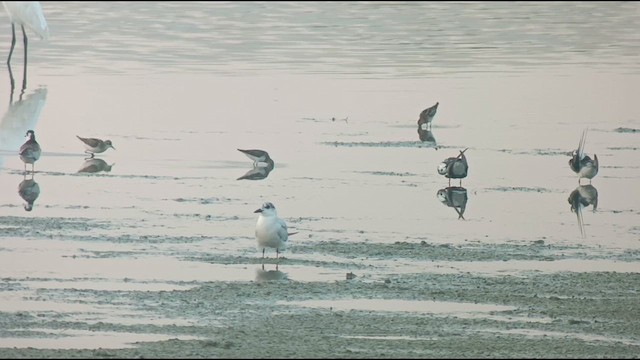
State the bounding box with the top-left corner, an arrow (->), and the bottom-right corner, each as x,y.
568,129 -> 598,184
19,129 -> 40,173
76,135 -> 116,157
437,148 -> 469,186
254,202 -> 297,259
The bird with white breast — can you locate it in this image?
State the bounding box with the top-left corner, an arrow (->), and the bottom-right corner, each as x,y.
19,129 -> 40,173
254,202 -> 297,259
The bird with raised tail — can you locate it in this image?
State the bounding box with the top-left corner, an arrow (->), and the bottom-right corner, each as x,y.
76,135 -> 115,157
254,202 -> 297,259
437,148 -> 469,186
568,129 -> 598,184
19,129 -> 40,172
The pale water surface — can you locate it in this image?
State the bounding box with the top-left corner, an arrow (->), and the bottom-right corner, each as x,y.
0,1 -> 639,350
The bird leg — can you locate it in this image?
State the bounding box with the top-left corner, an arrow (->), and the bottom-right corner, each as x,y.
7,24 -> 16,66
21,25 -> 28,90
262,248 -> 265,259
7,24 -> 17,90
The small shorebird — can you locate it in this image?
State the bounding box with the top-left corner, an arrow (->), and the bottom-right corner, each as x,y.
18,173 -> 40,211
76,135 -> 115,157
254,202 -> 297,259
417,101 -> 439,130
19,129 -> 41,172
238,148 -> 272,167
437,148 -> 469,186
568,129 -> 598,184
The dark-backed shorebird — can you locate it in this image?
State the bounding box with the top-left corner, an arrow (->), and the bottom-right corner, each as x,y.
417,102 -> 439,131
568,129 -> 598,184
437,148 -> 469,186
19,129 -> 40,172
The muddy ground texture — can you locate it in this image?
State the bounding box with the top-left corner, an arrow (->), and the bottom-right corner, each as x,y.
0,216 -> 639,358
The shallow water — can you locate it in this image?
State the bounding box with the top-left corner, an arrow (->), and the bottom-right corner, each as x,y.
0,1 -> 639,353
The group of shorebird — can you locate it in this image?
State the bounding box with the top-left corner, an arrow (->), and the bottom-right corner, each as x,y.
18,131 -> 115,173
15,102 -> 599,256
421,102 -> 599,186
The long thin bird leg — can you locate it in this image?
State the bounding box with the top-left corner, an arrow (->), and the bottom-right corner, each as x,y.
7,23 -> 16,90
7,23 -> 16,65
21,25 -> 28,90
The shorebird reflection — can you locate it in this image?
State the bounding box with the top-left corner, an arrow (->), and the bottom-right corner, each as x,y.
437,186 -> 468,220
77,157 -> 114,174
255,263 -> 288,283
18,172 -> 40,211
568,184 -> 598,238
237,148 -> 275,180
417,125 -> 436,144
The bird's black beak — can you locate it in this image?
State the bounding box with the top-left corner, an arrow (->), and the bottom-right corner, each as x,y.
254,209 -> 262,213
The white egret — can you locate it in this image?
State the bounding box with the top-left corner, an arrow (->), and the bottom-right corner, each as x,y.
2,1 -> 49,88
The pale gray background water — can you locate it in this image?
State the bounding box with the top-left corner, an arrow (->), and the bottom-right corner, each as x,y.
0,1 -> 639,349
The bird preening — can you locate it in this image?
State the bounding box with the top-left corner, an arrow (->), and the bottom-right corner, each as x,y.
568,128 -> 598,184
418,101 -> 439,131
19,129 -> 40,173
437,148 -> 469,186
3,1 -> 50,91
238,148 -> 272,167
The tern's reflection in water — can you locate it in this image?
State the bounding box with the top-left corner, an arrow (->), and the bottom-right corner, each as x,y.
237,160 -> 275,181
255,263 -> 288,283
437,186 -> 468,220
568,184 -> 598,238
18,173 -> 40,211
77,158 -> 115,174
